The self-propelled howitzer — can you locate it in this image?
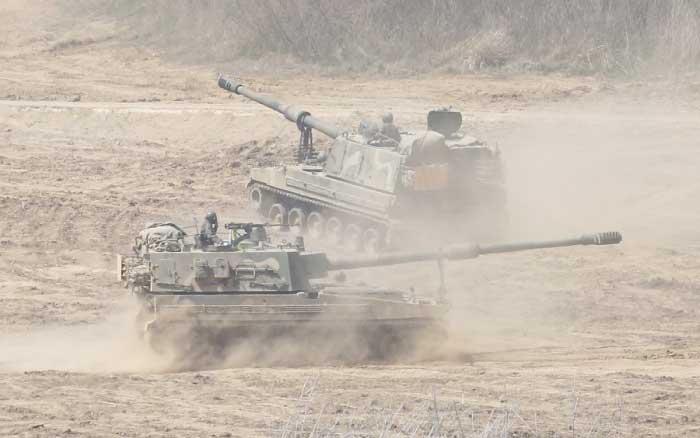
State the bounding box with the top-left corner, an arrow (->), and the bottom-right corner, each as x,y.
218,76 -> 505,251
119,223 -> 621,358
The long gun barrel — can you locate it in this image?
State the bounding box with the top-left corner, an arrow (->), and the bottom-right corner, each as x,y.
324,231 -> 622,271
218,76 -> 343,139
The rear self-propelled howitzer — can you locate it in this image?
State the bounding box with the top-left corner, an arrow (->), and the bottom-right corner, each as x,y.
218,76 -> 506,252
118,220 -> 622,359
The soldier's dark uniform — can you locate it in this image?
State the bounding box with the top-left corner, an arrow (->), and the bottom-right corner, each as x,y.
199,211 -> 219,246
380,112 -> 401,143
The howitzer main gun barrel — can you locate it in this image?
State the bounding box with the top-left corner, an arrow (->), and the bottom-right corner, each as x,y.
325,232 -> 622,271
218,76 -> 343,139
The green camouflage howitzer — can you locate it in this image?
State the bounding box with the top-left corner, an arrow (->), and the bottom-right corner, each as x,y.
218,76 -> 505,252
118,221 -> 622,359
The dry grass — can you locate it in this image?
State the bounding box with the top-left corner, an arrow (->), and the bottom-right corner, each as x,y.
273,374 -> 627,437
69,0 -> 700,76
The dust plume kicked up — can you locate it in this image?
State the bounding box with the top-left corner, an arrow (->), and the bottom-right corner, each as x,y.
422,96 -> 700,359
0,297 -> 170,373
499,98 -> 700,246
146,320 -> 447,371
0,284 -> 448,372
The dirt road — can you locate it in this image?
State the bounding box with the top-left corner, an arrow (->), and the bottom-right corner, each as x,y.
2,88 -> 700,436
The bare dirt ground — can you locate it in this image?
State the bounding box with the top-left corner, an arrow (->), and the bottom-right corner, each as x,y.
2,1 -> 700,437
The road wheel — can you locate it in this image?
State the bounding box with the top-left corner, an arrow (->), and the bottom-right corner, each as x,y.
362,228 -> 381,253
306,211 -> 325,239
249,186 -> 264,212
344,224 -> 362,252
325,216 -> 343,245
287,208 -> 306,230
268,203 -> 287,225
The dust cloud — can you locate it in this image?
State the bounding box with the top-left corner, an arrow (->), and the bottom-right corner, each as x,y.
0,302 -> 441,372
0,297 -> 168,373
419,96 -> 700,359
147,319 -> 448,371
499,98 -> 700,246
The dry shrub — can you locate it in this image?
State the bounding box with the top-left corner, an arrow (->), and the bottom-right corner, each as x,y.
68,0 -> 700,75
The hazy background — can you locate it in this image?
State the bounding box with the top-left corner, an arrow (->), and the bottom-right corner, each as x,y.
68,0 -> 700,75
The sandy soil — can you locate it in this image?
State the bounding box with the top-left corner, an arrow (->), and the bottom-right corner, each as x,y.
2,1 -> 700,437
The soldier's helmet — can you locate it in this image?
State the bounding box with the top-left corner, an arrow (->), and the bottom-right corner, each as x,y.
358,119 -> 380,140
382,112 -> 394,124
205,211 -> 218,223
